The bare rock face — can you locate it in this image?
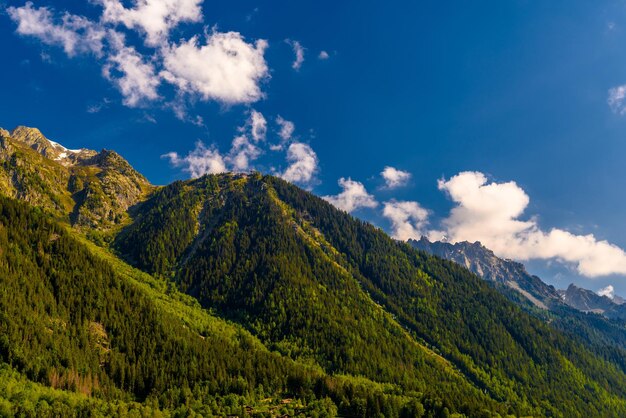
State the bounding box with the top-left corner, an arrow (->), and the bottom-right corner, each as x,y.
557,284 -> 626,320
411,236 -> 626,319
410,237 -> 561,310
10,126 -> 98,166
0,125 -> 153,230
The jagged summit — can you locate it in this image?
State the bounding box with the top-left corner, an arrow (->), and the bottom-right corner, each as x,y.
0,125 -> 153,229
411,236 -> 561,309
6,125 -> 97,166
412,236 -> 626,321
557,283 -> 626,319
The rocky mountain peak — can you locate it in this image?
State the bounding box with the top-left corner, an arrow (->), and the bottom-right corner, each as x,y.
411,236 -> 560,309
8,125 -> 98,166
558,283 -> 626,318
0,125 -> 153,230
10,126 -> 46,144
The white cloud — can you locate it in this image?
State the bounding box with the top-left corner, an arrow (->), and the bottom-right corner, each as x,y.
318,50 -> 329,60
96,0 -> 203,47
103,42 -> 160,107
163,141 -> 226,178
323,178 -> 377,213
227,135 -> 261,171
8,1 -> 271,114
276,115 -> 295,140
435,171 -> 626,278
164,111 -> 309,177
7,2 -> 106,56
86,98 -> 112,113
381,166 -> 411,189
281,142 -> 318,186
161,32 -> 269,105
383,200 -> 429,240
286,39 -> 304,70
249,110 -> 267,142
270,116 -> 295,151
608,85 -> 626,114
598,285 -> 615,299
226,110 -> 267,171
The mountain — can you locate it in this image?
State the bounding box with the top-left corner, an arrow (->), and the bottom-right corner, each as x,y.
0,126 -> 152,230
3,126 -> 626,416
559,284 -> 626,319
410,237 -> 561,310
410,236 -> 626,321
410,236 -> 626,380
116,172 -> 626,416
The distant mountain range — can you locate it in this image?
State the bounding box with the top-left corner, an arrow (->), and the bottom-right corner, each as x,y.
2,126 -> 626,416
410,236 -> 626,320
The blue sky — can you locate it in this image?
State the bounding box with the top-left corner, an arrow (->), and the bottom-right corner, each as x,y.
3,0 -> 626,295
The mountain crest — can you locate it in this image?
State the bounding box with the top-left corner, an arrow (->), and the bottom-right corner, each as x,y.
0,125 -> 152,229
558,283 -> 626,319
8,125 -> 97,166
411,236 -> 561,309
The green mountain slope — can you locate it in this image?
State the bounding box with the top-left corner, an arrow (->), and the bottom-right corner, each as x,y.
0,194 -> 482,417
3,126 -> 626,417
115,174 -> 498,416
115,172 -> 626,417
411,236 -> 626,383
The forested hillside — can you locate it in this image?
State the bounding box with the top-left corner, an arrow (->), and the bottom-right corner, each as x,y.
115,172 -> 626,417
2,126 -> 626,416
0,193 -> 488,417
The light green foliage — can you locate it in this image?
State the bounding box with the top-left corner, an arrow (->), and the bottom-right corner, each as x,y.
0,195 -> 436,417
2,134 -> 626,417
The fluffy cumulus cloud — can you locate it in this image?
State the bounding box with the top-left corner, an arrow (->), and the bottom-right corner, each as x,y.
281,142 -> 318,186
381,166 -> 411,189
276,116 -> 295,141
608,85 -> 626,114
225,110 -> 267,171
434,171 -> 626,278
268,115 -> 296,151
163,141 -> 226,178
227,134 -> 261,171
164,110 -> 316,178
96,0 -> 203,46
323,178 -> 378,213
286,39 -> 304,70
383,200 -> 429,241
8,1 -> 270,111
161,32 -> 269,104
7,2 -> 106,56
103,42 -> 160,106
598,285 -> 615,299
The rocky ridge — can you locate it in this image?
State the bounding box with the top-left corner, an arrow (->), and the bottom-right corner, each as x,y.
0,126 -> 153,229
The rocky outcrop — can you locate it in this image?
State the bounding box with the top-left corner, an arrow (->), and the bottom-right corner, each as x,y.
411,236 -> 626,319
0,126 -> 154,229
410,237 -> 561,309
558,284 -> 626,320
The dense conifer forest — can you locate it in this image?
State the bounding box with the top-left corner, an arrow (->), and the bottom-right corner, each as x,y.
2,128 -> 626,416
